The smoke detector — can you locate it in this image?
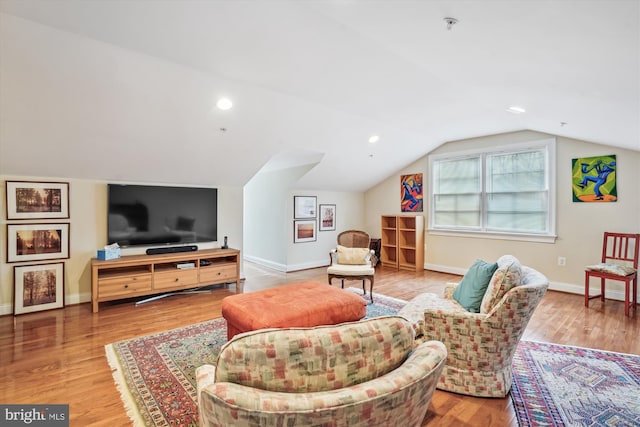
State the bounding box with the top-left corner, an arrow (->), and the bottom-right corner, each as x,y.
444,17 -> 458,30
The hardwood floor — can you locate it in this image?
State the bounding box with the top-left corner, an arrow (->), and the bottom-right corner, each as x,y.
0,262 -> 637,426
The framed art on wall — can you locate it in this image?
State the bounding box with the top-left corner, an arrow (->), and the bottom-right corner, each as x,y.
294,220 -> 317,243
294,196 -> 317,219
5,181 -> 70,220
401,173 -> 423,212
13,262 -> 65,315
319,204 -> 336,231
6,223 -> 70,263
571,154 -> 617,202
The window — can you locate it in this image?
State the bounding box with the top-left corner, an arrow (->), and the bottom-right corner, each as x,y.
429,138 -> 556,242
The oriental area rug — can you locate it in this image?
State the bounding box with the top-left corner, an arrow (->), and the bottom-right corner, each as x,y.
511,341 -> 640,427
105,289 -> 640,427
104,288 -> 406,426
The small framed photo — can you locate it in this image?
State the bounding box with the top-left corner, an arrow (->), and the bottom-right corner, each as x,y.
5,181 -> 70,220
294,196 -> 317,219
14,262 -> 65,315
319,204 -> 336,231
294,220 -> 317,243
6,223 -> 70,263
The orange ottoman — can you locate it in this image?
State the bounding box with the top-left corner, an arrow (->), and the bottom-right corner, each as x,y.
221,281 -> 367,339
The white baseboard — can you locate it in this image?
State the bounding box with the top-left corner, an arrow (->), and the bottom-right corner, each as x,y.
0,292 -> 92,316
243,255 -> 328,273
425,263 -> 628,302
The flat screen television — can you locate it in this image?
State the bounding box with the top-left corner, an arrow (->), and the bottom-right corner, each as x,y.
107,184 -> 217,248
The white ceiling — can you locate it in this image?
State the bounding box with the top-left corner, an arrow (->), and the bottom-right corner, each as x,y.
1,0 -> 638,191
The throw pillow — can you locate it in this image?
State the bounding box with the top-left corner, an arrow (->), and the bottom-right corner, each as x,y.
452,259 -> 499,313
336,245 -> 370,265
480,257 -> 523,314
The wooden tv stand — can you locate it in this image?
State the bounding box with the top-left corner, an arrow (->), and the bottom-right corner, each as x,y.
91,248 -> 240,313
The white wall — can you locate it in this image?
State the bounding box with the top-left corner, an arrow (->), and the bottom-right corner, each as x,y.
243,162 -> 365,272
0,175 -> 243,315
285,189 -> 365,271
364,130 -> 640,300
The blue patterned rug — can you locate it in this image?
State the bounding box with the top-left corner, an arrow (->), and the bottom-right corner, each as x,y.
105,289 -> 406,426
511,341 -> 640,427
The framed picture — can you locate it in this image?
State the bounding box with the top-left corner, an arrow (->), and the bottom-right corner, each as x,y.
401,173 -> 423,212
6,223 -> 70,263
13,262 -> 65,315
294,220 -> 317,243
6,181 -> 70,220
319,204 -> 336,231
571,155 -> 617,202
294,196 -> 317,219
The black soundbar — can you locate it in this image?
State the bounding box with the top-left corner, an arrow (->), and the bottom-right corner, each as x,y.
146,245 -> 198,255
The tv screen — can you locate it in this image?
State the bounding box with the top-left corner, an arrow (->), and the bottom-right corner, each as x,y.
107,184 -> 217,248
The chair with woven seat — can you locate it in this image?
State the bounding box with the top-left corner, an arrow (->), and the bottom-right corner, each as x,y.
585,232 -> 639,316
327,230 -> 375,302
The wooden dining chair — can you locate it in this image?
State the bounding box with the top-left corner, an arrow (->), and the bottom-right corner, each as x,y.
585,232 -> 639,316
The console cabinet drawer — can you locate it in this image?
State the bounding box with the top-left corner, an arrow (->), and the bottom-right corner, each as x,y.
199,264 -> 237,284
98,274 -> 152,298
154,269 -> 198,290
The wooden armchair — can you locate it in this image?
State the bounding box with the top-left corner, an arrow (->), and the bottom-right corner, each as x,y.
327,230 -> 375,302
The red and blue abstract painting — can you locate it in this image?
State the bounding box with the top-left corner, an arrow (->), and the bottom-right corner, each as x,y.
401,173 -> 423,212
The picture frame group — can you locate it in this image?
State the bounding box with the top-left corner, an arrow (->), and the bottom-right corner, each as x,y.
5,180 -> 71,316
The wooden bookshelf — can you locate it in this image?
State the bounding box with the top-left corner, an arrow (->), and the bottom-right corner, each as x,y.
380,215 -> 424,271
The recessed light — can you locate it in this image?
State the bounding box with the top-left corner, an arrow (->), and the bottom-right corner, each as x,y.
506,106 -> 526,114
216,98 -> 233,110
368,135 -> 379,144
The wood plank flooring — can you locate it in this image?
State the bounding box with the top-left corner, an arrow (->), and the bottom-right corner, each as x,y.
0,262 -> 638,426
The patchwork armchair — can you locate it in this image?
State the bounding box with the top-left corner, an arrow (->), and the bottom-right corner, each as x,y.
196,316 -> 447,427
327,230 -> 376,302
398,255 -> 548,397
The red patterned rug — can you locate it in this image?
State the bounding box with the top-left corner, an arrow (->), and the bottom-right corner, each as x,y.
511,341 -> 640,426
104,289 -> 406,426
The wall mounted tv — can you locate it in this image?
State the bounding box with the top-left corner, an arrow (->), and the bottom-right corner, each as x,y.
107,184 -> 217,248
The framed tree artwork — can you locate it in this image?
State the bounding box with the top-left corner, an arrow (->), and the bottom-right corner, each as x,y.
6,223 -> 70,263
319,204 -> 336,231
13,262 -> 65,315
5,181 -> 70,220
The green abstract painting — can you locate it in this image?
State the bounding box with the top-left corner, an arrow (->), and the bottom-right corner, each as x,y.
572,155 -> 617,202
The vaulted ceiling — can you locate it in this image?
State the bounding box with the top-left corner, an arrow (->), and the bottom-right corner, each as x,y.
1,0 -> 638,191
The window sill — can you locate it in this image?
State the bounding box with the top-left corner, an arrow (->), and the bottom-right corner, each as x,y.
427,229 -> 557,244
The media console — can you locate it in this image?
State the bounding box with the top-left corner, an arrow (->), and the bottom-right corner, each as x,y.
91,248 -> 240,313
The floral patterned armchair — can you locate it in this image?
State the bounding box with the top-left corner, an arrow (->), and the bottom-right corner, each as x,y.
196,316 -> 447,427
398,255 -> 548,397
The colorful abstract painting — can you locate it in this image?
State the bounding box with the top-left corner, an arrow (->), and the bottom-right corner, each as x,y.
572,155 -> 617,202
401,173 -> 423,212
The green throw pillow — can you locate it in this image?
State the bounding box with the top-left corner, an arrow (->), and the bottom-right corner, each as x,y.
452,259 -> 499,313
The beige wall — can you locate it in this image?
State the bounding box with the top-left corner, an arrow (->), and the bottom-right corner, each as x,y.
364,130 -> 640,300
0,175 -> 243,315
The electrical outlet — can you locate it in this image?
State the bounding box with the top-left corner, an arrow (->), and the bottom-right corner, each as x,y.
557,256 -> 566,266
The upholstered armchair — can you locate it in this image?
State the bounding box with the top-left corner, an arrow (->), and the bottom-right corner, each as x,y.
196,316 -> 447,427
327,230 -> 375,302
398,255 -> 548,397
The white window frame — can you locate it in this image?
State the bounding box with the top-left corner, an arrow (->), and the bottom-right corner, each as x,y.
428,138 -> 557,243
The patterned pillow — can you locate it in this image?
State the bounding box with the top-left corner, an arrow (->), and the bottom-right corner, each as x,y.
480,257 -> 523,314
586,263 -> 637,276
337,245 -> 370,265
